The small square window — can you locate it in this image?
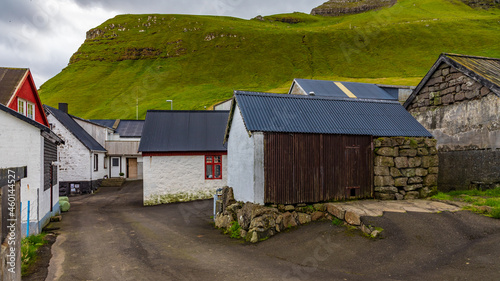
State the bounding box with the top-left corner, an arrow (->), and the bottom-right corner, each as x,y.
205,155 -> 222,180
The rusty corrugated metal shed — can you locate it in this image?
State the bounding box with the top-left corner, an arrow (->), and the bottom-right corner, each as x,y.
139,110 -> 229,152
234,91 -> 432,137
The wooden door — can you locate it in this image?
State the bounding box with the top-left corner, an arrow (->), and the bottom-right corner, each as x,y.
127,158 -> 138,179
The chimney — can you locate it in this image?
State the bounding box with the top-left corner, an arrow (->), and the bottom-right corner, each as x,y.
59,103 -> 68,114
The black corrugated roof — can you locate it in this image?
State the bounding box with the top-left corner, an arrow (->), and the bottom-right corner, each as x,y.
0,68 -> 27,105
232,91 -> 432,137
44,105 -> 106,152
292,79 -> 397,100
404,53 -> 500,108
139,110 -> 229,152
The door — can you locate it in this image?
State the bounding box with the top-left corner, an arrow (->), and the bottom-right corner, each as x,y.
110,157 -> 121,177
127,158 -> 138,179
345,146 -> 361,198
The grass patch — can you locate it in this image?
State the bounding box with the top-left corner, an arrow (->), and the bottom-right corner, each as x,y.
432,187 -> 500,218
331,217 -> 344,226
226,221 -> 242,239
21,233 -> 47,276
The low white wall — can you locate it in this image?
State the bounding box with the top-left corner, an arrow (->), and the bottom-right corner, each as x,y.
143,154 -> 227,205
227,106 -> 265,204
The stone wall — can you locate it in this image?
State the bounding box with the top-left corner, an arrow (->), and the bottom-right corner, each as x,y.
373,137 -> 438,200
406,61 -> 500,190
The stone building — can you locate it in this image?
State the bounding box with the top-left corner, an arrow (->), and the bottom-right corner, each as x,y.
404,53 -> 500,191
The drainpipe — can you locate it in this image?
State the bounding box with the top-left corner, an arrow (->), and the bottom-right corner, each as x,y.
90,152 -> 93,194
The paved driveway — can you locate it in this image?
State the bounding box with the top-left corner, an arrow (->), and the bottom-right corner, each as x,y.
47,181 -> 500,281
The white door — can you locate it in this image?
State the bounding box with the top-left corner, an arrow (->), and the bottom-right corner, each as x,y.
111,157 -> 121,177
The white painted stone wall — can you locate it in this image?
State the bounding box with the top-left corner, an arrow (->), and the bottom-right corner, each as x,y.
0,111 -> 59,236
92,152 -> 108,181
214,99 -> 232,110
227,106 -> 265,204
47,114 -> 92,182
289,82 -> 306,95
143,154 -> 227,205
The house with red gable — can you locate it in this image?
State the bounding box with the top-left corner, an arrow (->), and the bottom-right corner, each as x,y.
0,67 -> 63,237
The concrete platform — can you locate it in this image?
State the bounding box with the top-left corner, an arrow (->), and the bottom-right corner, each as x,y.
325,199 -> 466,227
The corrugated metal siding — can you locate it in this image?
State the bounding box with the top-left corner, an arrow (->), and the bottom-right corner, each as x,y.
235,91 -> 432,137
44,139 -> 57,191
264,133 -> 372,204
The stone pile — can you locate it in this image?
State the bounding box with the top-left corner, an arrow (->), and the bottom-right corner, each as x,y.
374,137 -> 438,200
214,187 -> 382,243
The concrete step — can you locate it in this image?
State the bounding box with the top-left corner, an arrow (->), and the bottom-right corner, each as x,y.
100,177 -> 126,187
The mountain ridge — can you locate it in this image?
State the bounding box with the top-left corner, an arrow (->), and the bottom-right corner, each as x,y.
39,0 -> 500,119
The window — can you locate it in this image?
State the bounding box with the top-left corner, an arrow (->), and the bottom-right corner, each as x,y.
94,154 -> 99,171
17,98 -> 35,120
205,155 -> 222,180
112,158 -> 119,167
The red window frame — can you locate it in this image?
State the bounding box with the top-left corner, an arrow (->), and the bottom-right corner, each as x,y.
205,155 -> 222,180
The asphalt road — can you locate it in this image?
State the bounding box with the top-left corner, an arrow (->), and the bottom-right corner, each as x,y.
46,181 -> 500,281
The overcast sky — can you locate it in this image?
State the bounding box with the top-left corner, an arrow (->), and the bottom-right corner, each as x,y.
1,0 -> 324,87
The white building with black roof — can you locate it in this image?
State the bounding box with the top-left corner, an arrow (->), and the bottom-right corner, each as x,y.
139,110 -> 229,206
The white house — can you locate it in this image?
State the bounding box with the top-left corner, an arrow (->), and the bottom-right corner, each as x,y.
44,104 -> 108,196
0,67 -> 63,237
90,119 -> 145,179
138,110 -> 229,206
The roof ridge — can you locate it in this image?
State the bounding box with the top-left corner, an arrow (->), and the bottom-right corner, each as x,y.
146,110 -> 230,113
234,90 -> 400,104
444,53 -> 500,61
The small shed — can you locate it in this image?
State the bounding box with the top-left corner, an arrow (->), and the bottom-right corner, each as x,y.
139,110 -> 229,205
404,53 -> 500,191
225,91 -> 432,205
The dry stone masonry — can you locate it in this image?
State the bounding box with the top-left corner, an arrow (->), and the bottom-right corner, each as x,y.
374,137 -> 438,200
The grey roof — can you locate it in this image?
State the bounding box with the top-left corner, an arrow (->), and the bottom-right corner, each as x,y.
116,120 -> 144,138
0,103 -> 63,144
139,110 -> 229,152
231,91 -> 432,137
292,79 -> 397,100
404,53 -> 500,108
91,119 -> 144,138
44,105 -> 106,152
90,119 -> 115,128
0,68 -> 28,105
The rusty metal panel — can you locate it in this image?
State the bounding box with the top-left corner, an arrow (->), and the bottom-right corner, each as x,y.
264,133 -> 373,204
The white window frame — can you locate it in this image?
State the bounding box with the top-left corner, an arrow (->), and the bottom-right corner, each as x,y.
17,98 -> 35,120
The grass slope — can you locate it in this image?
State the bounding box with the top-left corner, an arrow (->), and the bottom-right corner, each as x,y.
39,0 -> 500,119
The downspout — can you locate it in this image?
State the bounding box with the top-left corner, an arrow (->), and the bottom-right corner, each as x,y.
90,151 -> 93,193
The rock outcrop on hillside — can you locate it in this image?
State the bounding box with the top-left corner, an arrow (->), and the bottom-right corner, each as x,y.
311,0 -> 397,17
460,0 -> 500,9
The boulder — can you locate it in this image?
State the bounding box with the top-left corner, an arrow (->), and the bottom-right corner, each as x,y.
284,205 -> 295,212
325,203 -> 345,220
297,213 -> 311,225
345,211 -> 361,226
237,203 -> 261,230
282,211 -> 298,228
313,203 -> 326,212
311,211 -> 325,221
215,214 -> 233,229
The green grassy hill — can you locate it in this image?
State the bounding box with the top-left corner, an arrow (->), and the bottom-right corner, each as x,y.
39,0 -> 500,119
